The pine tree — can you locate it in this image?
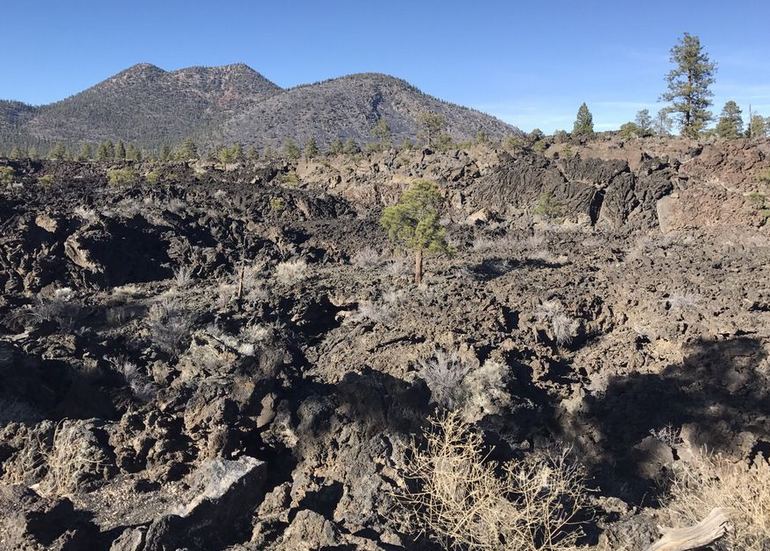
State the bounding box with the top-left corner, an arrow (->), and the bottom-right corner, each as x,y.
283,139 -> 301,160
372,118 -> 392,148
159,144 -> 172,162
419,112 -> 447,147
176,138 -> 198,160
654,109 -> 674,136
304,137 -> 319,159
380,180 -> 449,285
635,109 -> 653,136
115,141 -> 126,160
246,146 -> 259,161
49,143 -> 67,160
9,146 -> 23,159
716,101 -> 743,139
661,33 -> 717,138
329,138 -> 344,155
343,138 -> 360,155
572,103 -> 594,136
79,143 -> 93,161
96,141 -> 112,161
749,114 -> 768,139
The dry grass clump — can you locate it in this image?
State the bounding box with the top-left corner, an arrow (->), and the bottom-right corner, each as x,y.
351,247 -> 384,269
40,421 -> 112,496
535,301 -> 579,346
275,258 -> 309,284
418,351 -> 512,423
146,297 -> 195,356
27,287 -> 81,333
397,413 -> 589,550
661,451 -> 770,550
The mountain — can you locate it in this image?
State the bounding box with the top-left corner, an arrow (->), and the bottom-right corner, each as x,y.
1,65 -> 519,151
22,63 -> 282,148
221,73 -> 518,148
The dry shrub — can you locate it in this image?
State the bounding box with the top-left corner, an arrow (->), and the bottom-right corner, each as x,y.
275,258 -> 309,284
535,301 -> 579,346
661,451 -> 770,550
397,412 -> 588,550
352,247 -> 384,269
146,297 -> 195,356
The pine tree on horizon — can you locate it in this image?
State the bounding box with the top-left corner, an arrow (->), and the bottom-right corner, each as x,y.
661,33 -> 717,138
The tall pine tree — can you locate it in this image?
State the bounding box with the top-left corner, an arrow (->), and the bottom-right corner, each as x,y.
572,103 -> 594,136
661,33 -> 717,138
715,101 -> 743,139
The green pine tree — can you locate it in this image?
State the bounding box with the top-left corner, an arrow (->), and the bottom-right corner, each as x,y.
635,109 -> 654,136
79,143 -> 93,161
716,101 -> 744,139
661,33 -> 717,138
49,143 -> 67,160
572,103 -> 594,136
372,118 -> 392,149
329,138 -> 344,155
304,137 -> 319,159
419,112 -> 447,147
115,141 -> 127,160
380,180 -> 449,285
749,114 -> 768,139
283,139 -> 300,160
176,138 -> 198,160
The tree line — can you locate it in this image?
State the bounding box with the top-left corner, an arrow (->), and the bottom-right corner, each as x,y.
569,33 -> 769,140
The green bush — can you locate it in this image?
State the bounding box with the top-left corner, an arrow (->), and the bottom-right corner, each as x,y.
145,170 -> 161,185
0,166 -> 14,185
107,167 -> 139,186
279,171 -> 300,186
270,197 -> 286,212
534,191 -> 563,218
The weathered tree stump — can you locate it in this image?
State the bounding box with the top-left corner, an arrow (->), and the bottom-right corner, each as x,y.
645,508 -> 729,551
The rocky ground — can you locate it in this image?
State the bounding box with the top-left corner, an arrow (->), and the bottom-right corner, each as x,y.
1,137 -> 770,550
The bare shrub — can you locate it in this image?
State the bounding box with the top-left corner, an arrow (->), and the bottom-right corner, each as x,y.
535,301 -> 579,346
146,297 -> 195,357
649,424 -> 684,448
348,300 -> 392,325
106,356 -> 157,402
396,413 -> 588,550
275,258 -> 309,285
661,451 -> 770,550
172,265 -> 195,289
472,234 -> 518,254
418,350 -> 471,411
665,292 -> 701,313
352,247 -> 384,269
418,351 -> 511,421
28,288 -> 81,333
385,256 -> 411,279
40,421 -> 113,496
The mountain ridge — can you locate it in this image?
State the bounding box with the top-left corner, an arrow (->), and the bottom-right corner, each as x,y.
0,63 -> 519,151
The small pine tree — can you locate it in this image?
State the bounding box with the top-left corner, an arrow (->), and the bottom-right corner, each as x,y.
115,141 -> 127,160
176,138 -> 198,160
159,144 -> 172,162
246,146 -> 259,161
661,33 -> 717,138
572,103 -> 594,136
329,139 -> 344,155
635,109 -> 654,136
749,114 -> 768,139
9,146 -> 23,159
283,139 -> 301,160
716,101 -> 744,139
654,109 -> 674,136
28,147 -> 39,160
96,141 -> 111,161
79,143 -> 93,161
475,130 -> 490,145
419,112 -> 447,147
372,118 -> 392,148
49,143 -> 67,160
304,137 -> 319,159
380,180 -> 449,285
126,144 -> 141,161
343,138 -> 360,155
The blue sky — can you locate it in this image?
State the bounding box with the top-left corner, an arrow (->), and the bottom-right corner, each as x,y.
3,0 -> 770,132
